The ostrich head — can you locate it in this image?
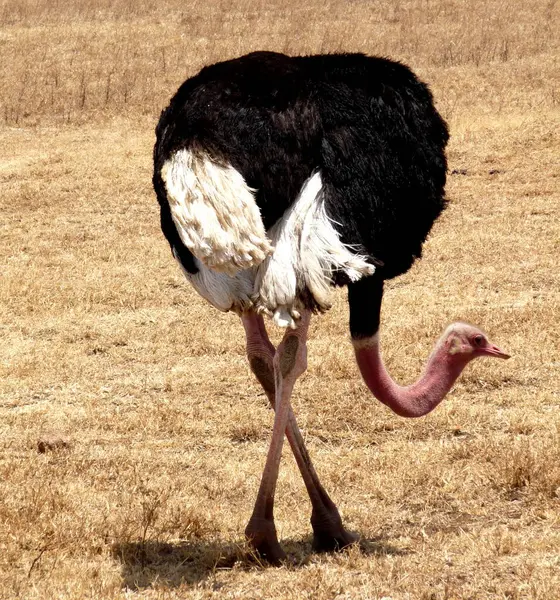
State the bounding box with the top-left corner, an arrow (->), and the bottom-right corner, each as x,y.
442,323 -> 510,362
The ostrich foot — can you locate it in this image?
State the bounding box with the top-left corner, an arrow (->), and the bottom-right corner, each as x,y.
311,509 -> 359,552
245,517 -> 287,565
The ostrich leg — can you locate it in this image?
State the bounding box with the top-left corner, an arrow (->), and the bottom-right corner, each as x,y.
243,311 -> 310,563
243,313 -> 357,559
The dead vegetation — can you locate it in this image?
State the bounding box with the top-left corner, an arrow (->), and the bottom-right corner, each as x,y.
0,0 -> 559,598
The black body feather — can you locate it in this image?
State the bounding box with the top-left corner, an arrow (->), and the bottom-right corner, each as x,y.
153,51 -> 449,335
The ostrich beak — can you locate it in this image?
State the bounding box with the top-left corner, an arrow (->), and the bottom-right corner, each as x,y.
483,344 -> 510,359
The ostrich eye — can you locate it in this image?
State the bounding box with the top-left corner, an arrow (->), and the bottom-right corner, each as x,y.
473,334 -> 485,347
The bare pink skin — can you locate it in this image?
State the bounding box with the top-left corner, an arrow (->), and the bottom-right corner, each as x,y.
242,311 -> 310,564
241,317 -> 508,564
354,323 -> 510,418
242,312 -> 357,564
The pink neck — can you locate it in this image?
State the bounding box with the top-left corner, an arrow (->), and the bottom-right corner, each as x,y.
354,333 -> 468,418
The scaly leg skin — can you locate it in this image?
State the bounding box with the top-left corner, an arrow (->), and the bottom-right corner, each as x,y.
243,312 -> 310,564
242,313 -> 358,558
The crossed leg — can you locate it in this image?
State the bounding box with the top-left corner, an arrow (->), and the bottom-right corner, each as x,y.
242,311 -> 358,564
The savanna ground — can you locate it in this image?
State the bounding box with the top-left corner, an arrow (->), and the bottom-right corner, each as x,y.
1,0 -> 559,598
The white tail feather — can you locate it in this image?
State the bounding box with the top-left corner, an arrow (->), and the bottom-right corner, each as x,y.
255,172 -> 374,327
161,148 -> 273,275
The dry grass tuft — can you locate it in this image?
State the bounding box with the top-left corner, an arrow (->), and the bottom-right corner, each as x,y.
1,0 -> 559,598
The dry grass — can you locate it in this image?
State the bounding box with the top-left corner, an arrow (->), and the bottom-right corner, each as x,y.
1,0 -> 559,598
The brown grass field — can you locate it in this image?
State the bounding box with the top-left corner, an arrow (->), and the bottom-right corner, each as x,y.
1,0 -> 559,598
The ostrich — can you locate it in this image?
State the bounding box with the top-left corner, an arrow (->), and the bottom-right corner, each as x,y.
153,51 -> 509,564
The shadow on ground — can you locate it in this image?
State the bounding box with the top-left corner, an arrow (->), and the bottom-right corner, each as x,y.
112,534 -> 408,590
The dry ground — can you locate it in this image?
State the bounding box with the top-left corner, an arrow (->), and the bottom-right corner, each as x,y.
1,1 -> 559,598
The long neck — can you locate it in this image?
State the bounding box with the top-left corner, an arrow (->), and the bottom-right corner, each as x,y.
353,333 -> 467,418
